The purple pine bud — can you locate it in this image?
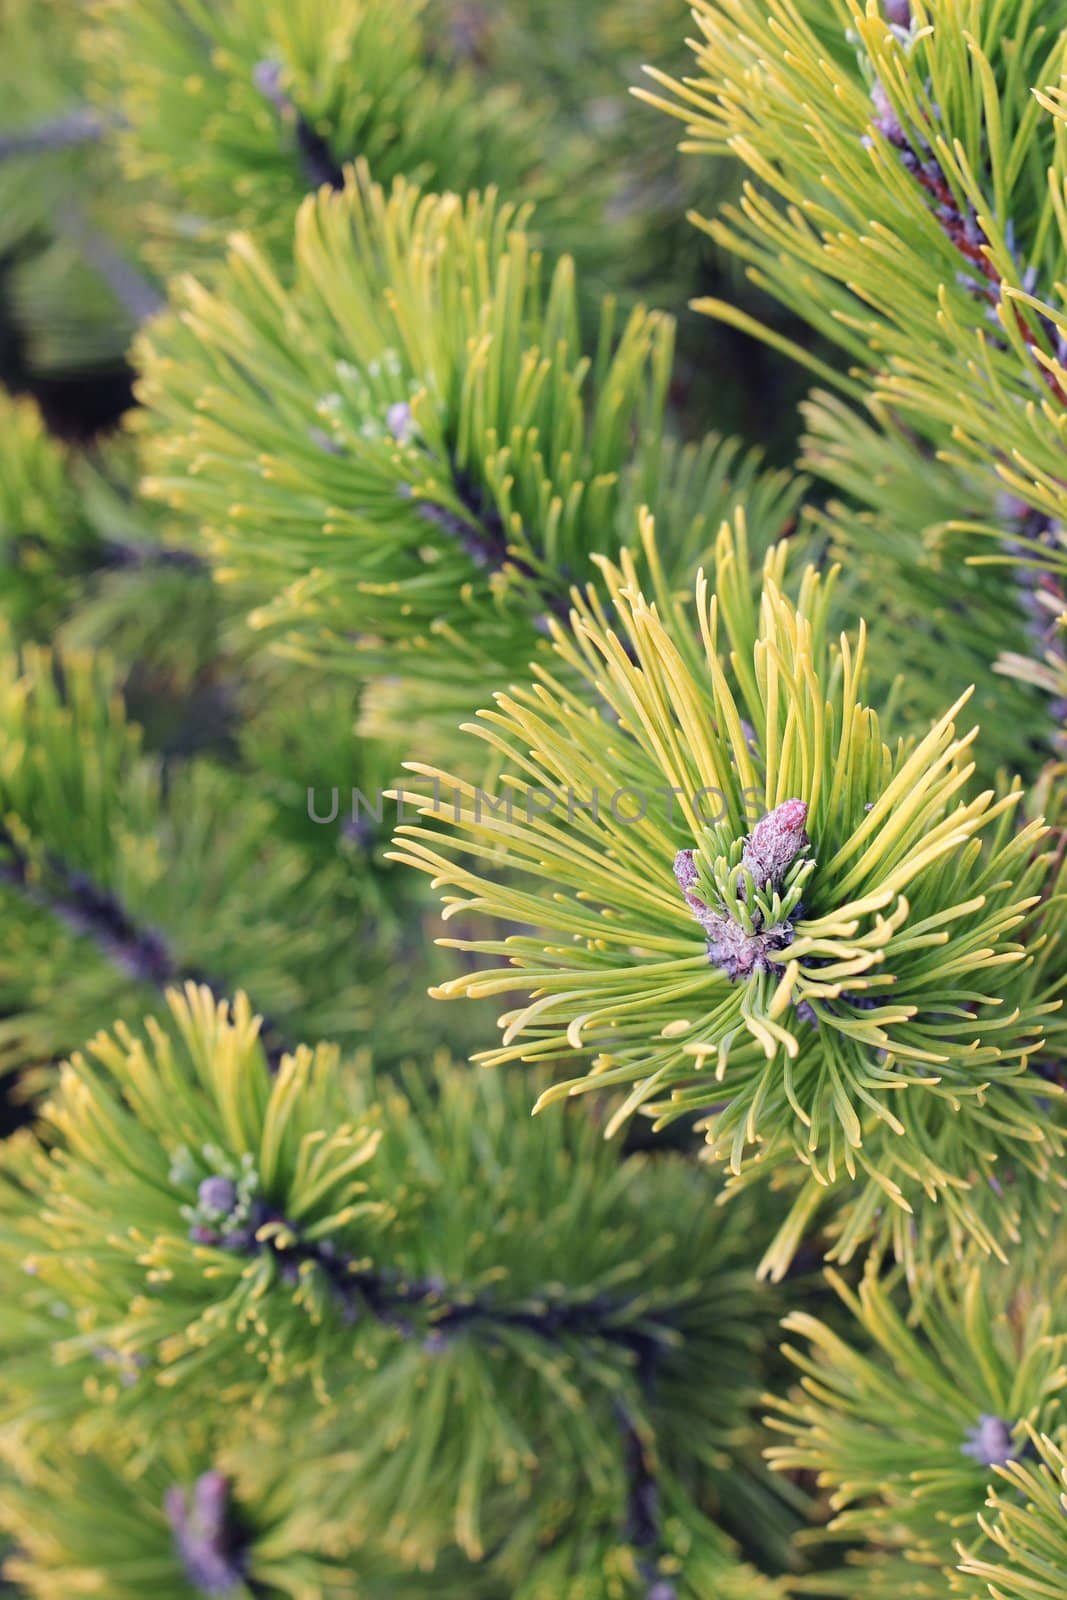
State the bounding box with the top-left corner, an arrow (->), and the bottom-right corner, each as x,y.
219,1226 -> 255,1251
997,491 -> 1034,524
740,800 -> 810,894
252,59 -> 288,115
883,0 -> 911,24
192,1471 -> 229,1521
673,849 -> 709,920
197,1176 -> 237,1217
870,81 -> 907,148
166,1472 -> 247,1595
387,402 -> 414,445
961,1414 -> 1016,1468
705,913 -> 795,981
704,915 -> 762,979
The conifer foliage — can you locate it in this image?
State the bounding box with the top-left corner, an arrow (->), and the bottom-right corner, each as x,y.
2,984 -> 795,1597
2,1 -> 1067,1597
136,169 -> 798,753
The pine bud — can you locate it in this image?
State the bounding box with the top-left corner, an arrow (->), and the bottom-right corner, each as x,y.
883,0 -> 911,25
705,912 -> 796,980
740,799 -> 810,893
197,1176 -> 238,1217
673,849 -> 710,922
961,1414 -> 1017,1468
165,1471 -> 247,1595
870,81 -> 907,147
387,402 -> 414,444
675,806 -> 807,981
252,59 -> 286,114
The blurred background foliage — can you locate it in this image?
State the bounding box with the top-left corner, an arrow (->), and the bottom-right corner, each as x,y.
0,0 -> 814,456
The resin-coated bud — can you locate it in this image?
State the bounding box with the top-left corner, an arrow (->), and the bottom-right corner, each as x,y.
740,799 -> 810,894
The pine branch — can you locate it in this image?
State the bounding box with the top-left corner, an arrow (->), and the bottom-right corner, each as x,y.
208,1170 -> 689,1585
0,824 -> 174,988
797,393 -> 1061,777
252,60 -> 346,192
642,0 -> 1067,552
767,1260 -> 1067,1597
94,539 -> 205,574
137,168 -> 801,759
392,516 -> 1067,1277
996,499 -> 1067,748
0,628 -> 428,1079
867,47 -> 1067,406
90,0 -> 604,282
414,458 -> 571,627
205,1189 -> 687,1357
54,202 -> 164,324
955,1432 -> 1067,1599
0,985 -> 794,1594
0,107 -> 120,159
0,824 -> 293,1069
